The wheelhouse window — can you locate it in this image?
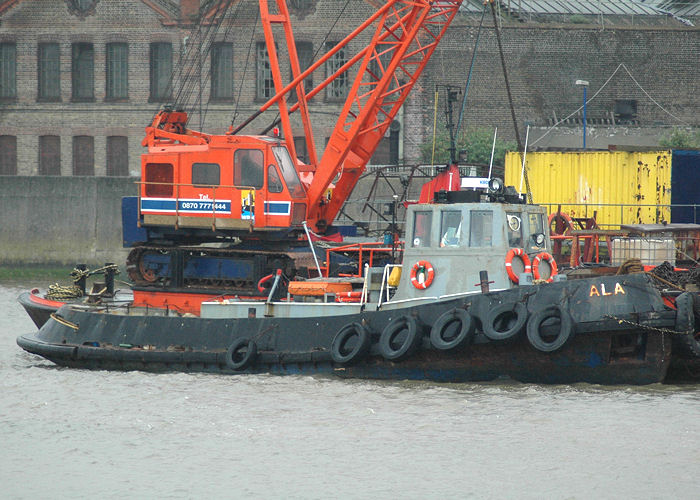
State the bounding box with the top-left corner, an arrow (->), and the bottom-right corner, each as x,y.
39,135 -> 61,175
144,163 -> 173,197
106,43 -> 128,100
192,162 -> 220,186
267,165 -> 283,193
440,210 -> 462,247
234,149 -> 264,189
256,42 -> 274,100
506,212 -> 523,248
72,136 -> 94,175
150,42 -> 172,101
528,212 -> 546,251
0,135 -> 17,175
210,42 -> 233,101
38,43 -> 60,101
106,136 -> 128,176
72,43 -> 94,101
469,210 -> 493,247
325,41 -> 348,101
272,146 -> 305,198
412,211 -> 432,248
0,42 -> 16,100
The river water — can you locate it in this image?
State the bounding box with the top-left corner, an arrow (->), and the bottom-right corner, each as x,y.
1,280 -> 698,499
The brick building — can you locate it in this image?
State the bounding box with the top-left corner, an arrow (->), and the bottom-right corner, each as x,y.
0,0 -> 699,177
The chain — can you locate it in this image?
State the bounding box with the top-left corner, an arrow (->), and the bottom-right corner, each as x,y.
603,314 -> 686,336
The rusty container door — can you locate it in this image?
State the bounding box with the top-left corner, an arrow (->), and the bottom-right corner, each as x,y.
505,150 -> 672,228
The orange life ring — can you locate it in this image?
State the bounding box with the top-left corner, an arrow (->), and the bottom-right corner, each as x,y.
505,248 -> 531,284
410,261 -> 435,289
532,252 -> 558,282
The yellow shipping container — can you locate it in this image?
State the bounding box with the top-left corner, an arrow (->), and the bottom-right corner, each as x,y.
505,150 -> 672,228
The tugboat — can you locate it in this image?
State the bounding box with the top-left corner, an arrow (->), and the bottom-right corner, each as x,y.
15,0 -> 699,383
17,178 -> 683,385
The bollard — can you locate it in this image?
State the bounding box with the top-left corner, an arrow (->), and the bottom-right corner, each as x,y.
479,271 -> 490,293
105,262 -> 115,296
76,264 -> 87,295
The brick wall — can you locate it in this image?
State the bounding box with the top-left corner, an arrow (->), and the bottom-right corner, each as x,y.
0,1 -> 698,176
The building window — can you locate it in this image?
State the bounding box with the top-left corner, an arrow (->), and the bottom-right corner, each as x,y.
72,43 -> 94,101
0,135 -> 17,175
38,43 -> 61,101
289,41 -> 313,102
150,42 -> 172,102
210,42 -> 233,101
325,41 -> 348,101
256,42 -> 275,100
39,135 -> 61,175
72,136 -> 94,176
106,136 -> 128,176
0,43 -> 17,99
106,43 -> 128,100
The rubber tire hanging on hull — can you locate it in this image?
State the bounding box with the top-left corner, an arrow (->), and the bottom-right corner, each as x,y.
526,304 -> 574,352
673,292 -> 700,359
430,308 -> 475,351
225,338 -> 258,371
483,302 -> 528,341
331,322 -> 371,365
379,316 -> 423,361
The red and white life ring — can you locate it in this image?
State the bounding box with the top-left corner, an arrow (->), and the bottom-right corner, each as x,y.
410,261 -> 435,289
532,252 -> 558,282
505,248 -> 532,284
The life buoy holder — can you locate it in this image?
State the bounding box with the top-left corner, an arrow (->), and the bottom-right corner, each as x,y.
505,248 -> 531,284
410,261 -> 435,289
532,252 -> 558,282
257,274 -> 274,293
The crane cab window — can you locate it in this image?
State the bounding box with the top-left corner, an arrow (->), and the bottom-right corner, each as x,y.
267,165 -> 283,193
440,210 -> 462,247
412,211 -> 432,247
272,146 -> 305,198
192,163 -> 220,186
144,162 -> 173,197
234,149 -> 264,189
469,210 -> 493,247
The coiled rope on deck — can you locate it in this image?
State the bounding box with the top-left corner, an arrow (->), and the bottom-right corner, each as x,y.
45,264 -> 120,300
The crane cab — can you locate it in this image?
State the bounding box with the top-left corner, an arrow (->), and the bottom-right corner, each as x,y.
139,135 -> 308,236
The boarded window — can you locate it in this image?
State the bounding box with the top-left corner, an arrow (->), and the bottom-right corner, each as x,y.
72,136 -> 94,176
39,135 -> 61,175
325,42 -> 348,101
106,136 -> 128,176
150,42 -> 172,101
145,163 -> 173,197
256,42 -> 274,100
234,149 -> 264,189
72,43 -> 94,101
106,43 -> 128,100
0,135 -> 17,175
38,43 -> 60,101
210,42 -> 233,101
192,163 -> 220,186
289,41 -> 313,102
0,42 -> 16,99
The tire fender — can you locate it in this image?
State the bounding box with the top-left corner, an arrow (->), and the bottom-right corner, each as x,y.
331,322 -> 371,365
430,308 -> 475,351
225,337 -> 258,371
483,302 -> 528,341
526,304 -> 574,352
379,316 -> 423,361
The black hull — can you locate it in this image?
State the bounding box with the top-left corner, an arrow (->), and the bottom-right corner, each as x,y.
17,274 -> 678,385
17,291 -> 63,329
